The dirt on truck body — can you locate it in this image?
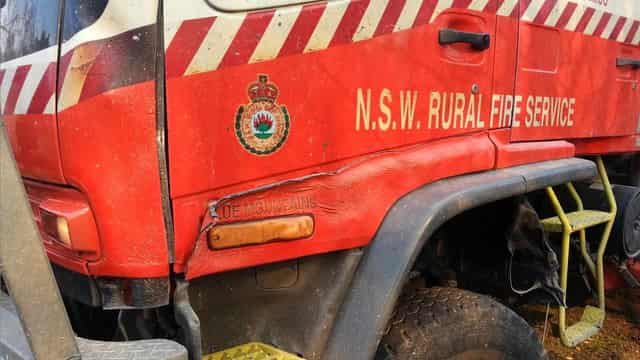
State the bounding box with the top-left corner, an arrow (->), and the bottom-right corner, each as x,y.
1,0 -> 640,359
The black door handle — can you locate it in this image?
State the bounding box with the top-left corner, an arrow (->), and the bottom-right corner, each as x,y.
438,29 -> 490,51
617,57 -> 640,69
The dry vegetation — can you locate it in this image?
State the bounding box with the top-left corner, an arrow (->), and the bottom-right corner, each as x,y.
518,289 -> 640,359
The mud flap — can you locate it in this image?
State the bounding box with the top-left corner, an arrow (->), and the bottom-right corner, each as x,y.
507,198 -> 565,307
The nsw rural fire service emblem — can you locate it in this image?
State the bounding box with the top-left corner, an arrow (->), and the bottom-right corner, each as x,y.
235,75 -> 290,155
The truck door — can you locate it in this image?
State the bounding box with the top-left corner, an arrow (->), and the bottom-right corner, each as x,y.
163,0 -> 504,270
511,0 -> 640,141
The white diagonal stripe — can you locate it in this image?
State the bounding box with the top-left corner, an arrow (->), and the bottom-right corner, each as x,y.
0,68 -> 17,114
164,22 -> 181,51
305,1 -> 350,53
185,14 -> 245,75
468,0 -> 490,12
394,0 -> 423,32
616,18 -> 633,42
353,0 -> 391,42
565,5 -> 585,31
633,27 -> 640,45
583,10 -> 603,36
545,0 -> 569,27
601,15 -> 618,39
14,63 -> 47,115
497,0 -> 518,17
522,0 -> 545,22
250,7 -> 301,63
430,0 -> 453,23
44,94 -> 55,114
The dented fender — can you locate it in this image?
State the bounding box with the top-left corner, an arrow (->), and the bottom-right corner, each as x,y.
322,157 -> 596,360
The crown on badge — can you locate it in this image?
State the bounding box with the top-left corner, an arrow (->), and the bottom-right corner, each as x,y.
248,75 -> 279,103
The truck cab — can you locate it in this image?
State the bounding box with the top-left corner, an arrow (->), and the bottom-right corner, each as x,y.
1,1 -> 640,359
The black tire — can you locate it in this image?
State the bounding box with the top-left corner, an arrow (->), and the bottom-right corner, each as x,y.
378,287 -> 547,360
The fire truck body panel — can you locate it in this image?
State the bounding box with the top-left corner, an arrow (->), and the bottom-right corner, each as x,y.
54,1 -> 172,278
2,0 -> 640,358
164,0 -> 506,275
1,0 -> 64,183
0,0 -> 639,294
1,0 -> 171,279
164,0 -> 640,277
513,0 -> 640,142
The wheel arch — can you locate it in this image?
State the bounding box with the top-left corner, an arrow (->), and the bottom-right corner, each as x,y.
322,157 -> 597,360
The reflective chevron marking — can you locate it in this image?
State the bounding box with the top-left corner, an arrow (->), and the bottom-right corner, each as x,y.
164,0 -> 639,77
1,0 -> 639,115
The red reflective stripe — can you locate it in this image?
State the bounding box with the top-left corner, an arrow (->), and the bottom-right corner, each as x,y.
495,0 -> 506,12
413,0 -> 438,27
574,7 -> 595,33
452,0 -> 472,9
516,0 -> 532,17
555,2 -> 577,29
329,0 -> 371,46
533,0 -> 557,24
219,10 -> 275,68
278,2 -> 326,57
625,20 -> 640,44
592,12 -> 611,37
27,62 -> 57,114
57,50 -> 74,98
4,65 -> 31,115
165,17 -> 216,78
374,0 -> 407,36
480,0 -> 495,12
609,17 -> 627,40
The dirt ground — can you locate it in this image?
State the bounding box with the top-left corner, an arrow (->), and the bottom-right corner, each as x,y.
517,289 -> 640,360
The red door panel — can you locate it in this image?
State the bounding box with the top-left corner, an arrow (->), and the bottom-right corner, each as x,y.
164,0 -> 501,270
511,0 -> 640,142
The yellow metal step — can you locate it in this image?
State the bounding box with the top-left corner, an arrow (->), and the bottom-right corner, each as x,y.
562,306 -> 605,347
540,210 -> 612,233
203,342 -> 303,360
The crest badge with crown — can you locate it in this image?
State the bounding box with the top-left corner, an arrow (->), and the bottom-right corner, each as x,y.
235,75 -> 290,155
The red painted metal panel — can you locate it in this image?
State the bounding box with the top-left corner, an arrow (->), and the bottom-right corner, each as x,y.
512,8 -> 640,143
489,129 -> 574,169
184,133 -> 496,278
3,0 -> 638,280
57,82 -> 170,277
573,135 -> 639,155
3,114 -> 66,183
166,4 -> 500,273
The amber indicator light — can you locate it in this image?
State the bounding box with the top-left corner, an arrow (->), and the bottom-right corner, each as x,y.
208,215 -> 314,250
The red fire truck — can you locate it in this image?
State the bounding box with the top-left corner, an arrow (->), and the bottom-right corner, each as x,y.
1,0 -> 640,359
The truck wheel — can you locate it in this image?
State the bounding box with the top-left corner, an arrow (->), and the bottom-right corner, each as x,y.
378,287 -> 547,360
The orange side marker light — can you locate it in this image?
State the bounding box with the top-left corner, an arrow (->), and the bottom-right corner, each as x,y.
208,215 -> 314,250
